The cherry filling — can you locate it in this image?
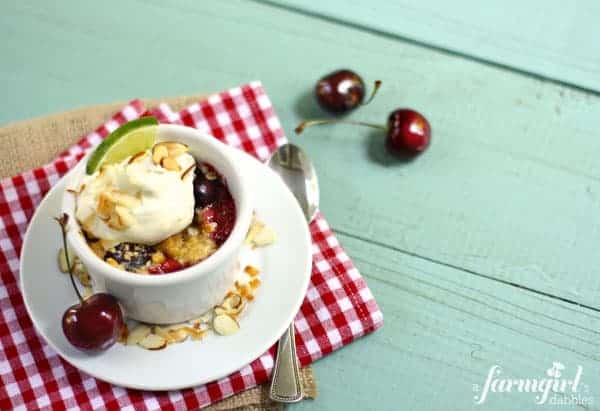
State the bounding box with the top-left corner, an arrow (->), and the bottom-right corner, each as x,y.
148,258 -> 183,274
98,161 -> 236,275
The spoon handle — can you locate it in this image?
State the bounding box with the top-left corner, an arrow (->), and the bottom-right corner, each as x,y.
269,323 -> 303,403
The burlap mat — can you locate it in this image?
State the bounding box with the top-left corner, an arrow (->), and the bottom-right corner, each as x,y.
0,96 -> 317,410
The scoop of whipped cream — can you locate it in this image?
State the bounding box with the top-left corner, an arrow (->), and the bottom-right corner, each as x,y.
75,150 -> 195,245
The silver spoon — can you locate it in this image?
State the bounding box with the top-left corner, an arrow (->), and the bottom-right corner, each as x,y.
267,143 -> 319,403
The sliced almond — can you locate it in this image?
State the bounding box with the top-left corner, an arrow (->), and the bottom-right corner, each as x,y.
252,225 -> 276,247
138,333 -> 167,350
128,151 -> 146,164
77,271 -> 92,287
214,306 -> 228,316
152,144 -> 169,164
167,328 -> 189,344
106,212 -> 126,230
160,156 -> 181,171
97,192 -> 114,218
190,311 -> 213,325
163,141 -> 188,158
184,326 -> 207,341
249,278 -> 261,289
58,248 -> 73,273
181,164 -> 195,180
126,324 -> 151,345
244,219 -> 265,245
220,294 -> 245,315
243,265 -> 260,276
114,205 -> 135,228
213,314 -> 240,336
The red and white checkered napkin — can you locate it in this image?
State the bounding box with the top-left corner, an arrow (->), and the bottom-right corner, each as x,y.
0,82 -> 383,410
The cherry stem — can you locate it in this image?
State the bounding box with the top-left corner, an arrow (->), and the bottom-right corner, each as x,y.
360,80 -> 382,107
55,214 -> 84,303
295,118 -> 387,134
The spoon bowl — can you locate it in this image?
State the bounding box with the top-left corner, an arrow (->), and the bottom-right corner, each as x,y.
267,143 -> 319,222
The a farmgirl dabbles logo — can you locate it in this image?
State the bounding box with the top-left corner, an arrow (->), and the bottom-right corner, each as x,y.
473,362 -> 593,406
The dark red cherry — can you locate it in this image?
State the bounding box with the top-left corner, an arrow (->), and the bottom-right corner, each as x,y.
56,214 -> 124,353
386,109 -> 431,153
193,171 -> 223,208
315,70 -> 366,114
295,108 -> 431,156
62,293 -> 124,352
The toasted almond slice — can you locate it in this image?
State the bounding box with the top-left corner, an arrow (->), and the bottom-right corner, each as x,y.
138,333 -> 167,350
213,314 -> 240,336
128,151 -> 146,164
163,142 -> 188,158
152,144 -> 169,164
249,278 -> 261,289
252,225 -> 276,247
190,311 -> 213,325
214,306 -> 227,316
167,328 -> 189,344
97,192 -> 114,218
243,265 -> 260,276
238,284 -> 251,298
126,324 -> 151,345
220,294 -> 245,315
72,260 -> 85,274
181,164 -> 195,180
161,156 -> 181,171
244,219 -> 265,245
152,325 -> 188,344
184,326 -> 207,341
114,205 -> 135,228
107,212 -> 125,230
152,325 -> 169,339
77,271 -> 92,287
58,248 -> 72,273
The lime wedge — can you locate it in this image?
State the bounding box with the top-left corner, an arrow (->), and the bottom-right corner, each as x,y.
86,117 -> 159,174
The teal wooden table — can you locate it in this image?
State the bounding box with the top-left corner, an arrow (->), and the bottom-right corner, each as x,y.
2,1 -> 599,410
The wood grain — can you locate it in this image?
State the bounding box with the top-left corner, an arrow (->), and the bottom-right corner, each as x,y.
265,0 -> 600,93
1,1 -> 599,410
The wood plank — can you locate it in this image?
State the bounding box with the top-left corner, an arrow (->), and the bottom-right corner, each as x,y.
265,0 -> 600,92
294,234 -> 600,410
1,2 -> 599,409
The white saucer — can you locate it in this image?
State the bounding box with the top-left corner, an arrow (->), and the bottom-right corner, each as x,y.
19,148 -> 312,390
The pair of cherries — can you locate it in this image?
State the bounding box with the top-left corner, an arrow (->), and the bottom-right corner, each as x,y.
296,69 -> 431,154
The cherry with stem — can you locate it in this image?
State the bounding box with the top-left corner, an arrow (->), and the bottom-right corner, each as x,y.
56,214 -> 124,352
295,108 -> 431,154
315,69 -> 382,114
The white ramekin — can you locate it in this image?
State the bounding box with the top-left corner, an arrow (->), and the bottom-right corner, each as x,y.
61,124 -> 253,324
